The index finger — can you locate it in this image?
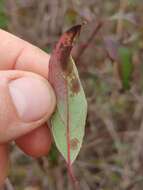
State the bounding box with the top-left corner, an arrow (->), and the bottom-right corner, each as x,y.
0,29 -> 50,78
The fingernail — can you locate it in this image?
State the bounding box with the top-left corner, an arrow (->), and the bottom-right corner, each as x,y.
9,76 -> 55,122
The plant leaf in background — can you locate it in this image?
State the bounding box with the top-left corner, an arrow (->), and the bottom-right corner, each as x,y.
104,37 -> 133,90
48,25 -> 87,169
0,0 -> 9,29
65,8 -> 78,25
118,47 -> 133,90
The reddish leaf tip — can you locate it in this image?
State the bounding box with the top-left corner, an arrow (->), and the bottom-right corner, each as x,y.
54,24 -> 82,72
66,24 -> 82,42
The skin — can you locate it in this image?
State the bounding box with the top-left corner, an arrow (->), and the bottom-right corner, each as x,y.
0,29 -> 56,186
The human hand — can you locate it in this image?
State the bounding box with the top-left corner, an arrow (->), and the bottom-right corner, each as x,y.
0,29 -> 56,186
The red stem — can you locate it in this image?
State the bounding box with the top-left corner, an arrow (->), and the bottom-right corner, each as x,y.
66,78 -> 80,190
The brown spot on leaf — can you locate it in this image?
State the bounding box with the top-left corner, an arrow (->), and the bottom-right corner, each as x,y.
71,77 -> 80,94
70,138 -> 79,150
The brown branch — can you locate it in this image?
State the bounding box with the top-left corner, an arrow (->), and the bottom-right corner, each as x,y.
75,21 -> 103,63
116,0 -> 128,38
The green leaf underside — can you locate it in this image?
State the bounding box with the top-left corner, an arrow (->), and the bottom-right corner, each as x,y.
119,47 -> 133,90
51,57 -> 87,163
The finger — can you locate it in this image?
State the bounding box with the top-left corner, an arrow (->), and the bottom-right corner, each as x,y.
0,29 -> 50,78
0,29 -> 55,152
15,124 -> 52,157
0,144 -> 9,187
0,70 -> 55,143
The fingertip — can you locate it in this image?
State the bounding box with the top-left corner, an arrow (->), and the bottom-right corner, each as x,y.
0,29 -> 51,78
0,71 -> 56,143
15,44 -> 51,78
15,124 -> 52,157
9,75 -> 56,122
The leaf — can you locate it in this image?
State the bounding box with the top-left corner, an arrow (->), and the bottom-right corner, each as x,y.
48,25 -> 87,166
104,36 -> 133,90
118,47 -> 133,90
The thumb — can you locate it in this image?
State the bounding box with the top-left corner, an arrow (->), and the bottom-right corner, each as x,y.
0,70 -> 55,143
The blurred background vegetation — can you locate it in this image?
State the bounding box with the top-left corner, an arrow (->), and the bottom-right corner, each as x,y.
1,0 -> 143,189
